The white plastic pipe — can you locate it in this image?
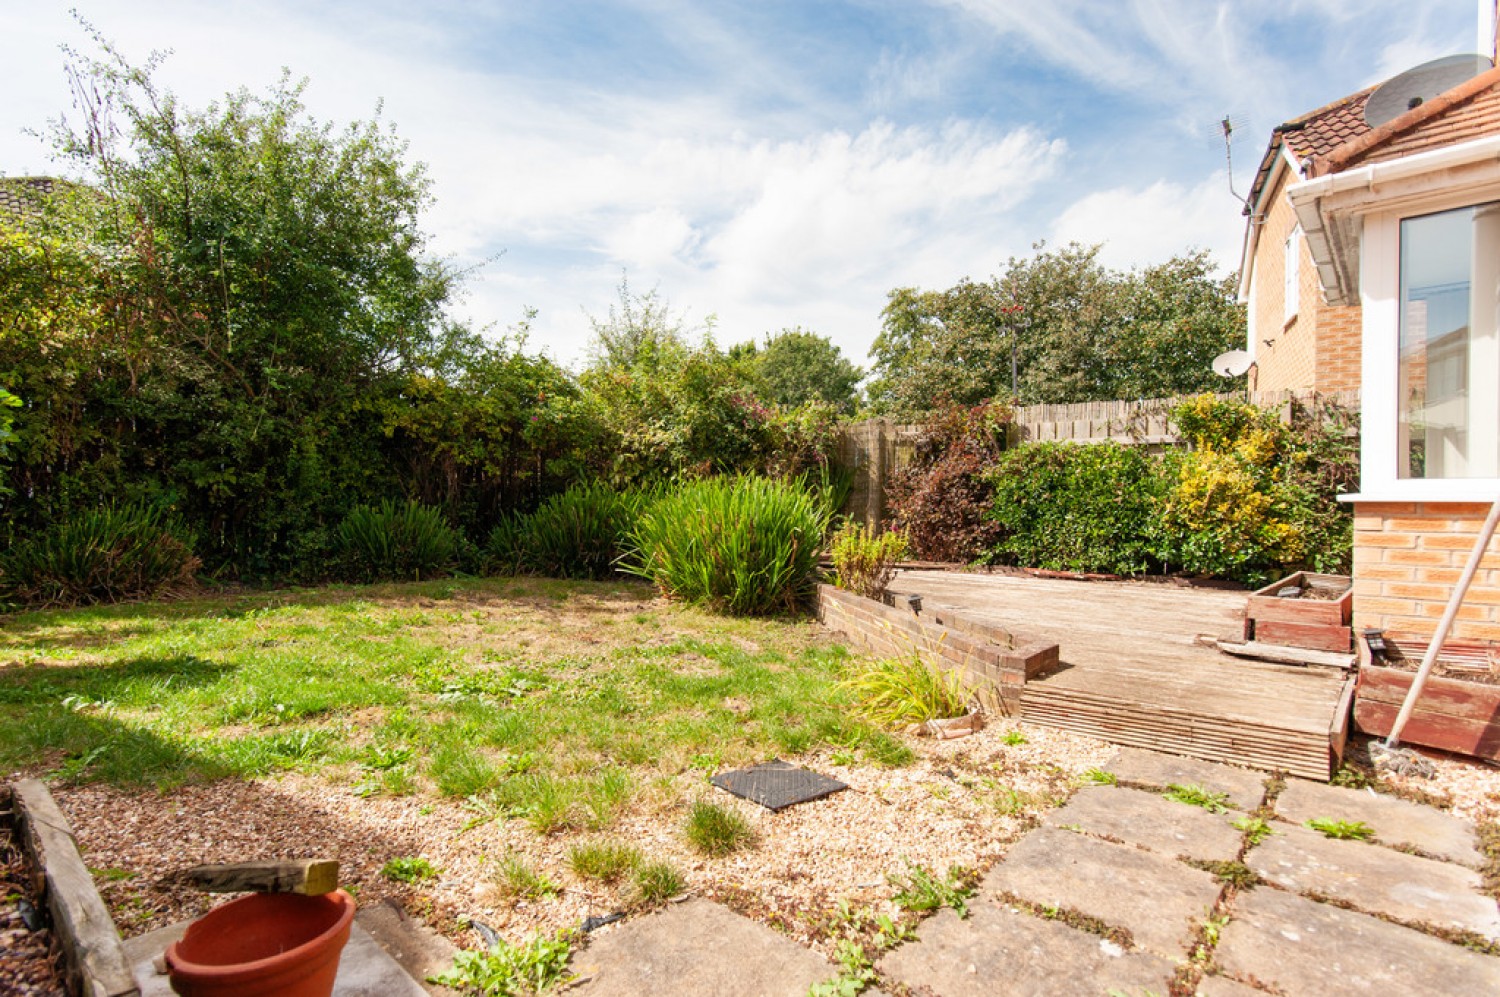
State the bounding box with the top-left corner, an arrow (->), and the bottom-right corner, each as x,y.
1384,494 -> 1500,748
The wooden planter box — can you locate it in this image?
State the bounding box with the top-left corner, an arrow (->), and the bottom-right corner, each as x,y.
1245,572 -> 1352,652
1353,664 -> 1500,761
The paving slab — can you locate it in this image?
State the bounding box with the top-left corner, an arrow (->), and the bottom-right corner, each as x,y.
1192,974 -> 1265,996
1045,785 -> 1244,863
568,899 -> 833,996
1105,748 -> 1265,811
1274,778 -> 1485,868
878,897 -> 1175,997
125,920 -> 428,996
1215,886 -> 1500,995
1246,822 -> 1500,940
357,903 -> 460,995
982,826 -> 1222,958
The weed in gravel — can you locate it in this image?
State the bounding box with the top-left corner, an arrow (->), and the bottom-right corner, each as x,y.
1082,767 -> 1117,785
1306,817 -> 1374,840
888,861 -> 976,917
382,856 -> 438,884
1001,730 -> 1028,746
685,800 -> 755,856
430,930 -> 575,995
1162,783 -> 1231,814
1232,815 -> 1276,846
493,855 -> 560,901
807,939 -> 877,996
634,860 -> 685,905
568,841 -> 641,884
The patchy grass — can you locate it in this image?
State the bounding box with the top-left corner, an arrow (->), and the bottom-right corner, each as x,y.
685,800 -> 756,856
0,577 -> 894,791
633,860 -> 686,906
567,840 -> 641,884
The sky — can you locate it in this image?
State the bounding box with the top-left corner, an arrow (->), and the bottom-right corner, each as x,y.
0,1 -> 1484,370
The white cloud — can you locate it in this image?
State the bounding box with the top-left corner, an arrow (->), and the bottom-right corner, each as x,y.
1050,173 -> 1244,275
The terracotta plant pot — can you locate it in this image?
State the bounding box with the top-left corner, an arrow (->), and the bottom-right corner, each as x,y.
165,889 -> 356,997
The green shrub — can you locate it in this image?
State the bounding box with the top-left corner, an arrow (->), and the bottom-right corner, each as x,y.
517,482 -> 637,580
886,400 -> 1011,562
337,499 -> 457,582
986,441 -> 1163,575
626,476 -> 828,615
831,521 -> 908,600
484,512 -> 528,576
842,652 -> 971,728
0,503 -> 199,607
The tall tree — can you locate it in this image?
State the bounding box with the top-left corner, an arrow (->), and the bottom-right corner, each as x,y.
867,243 -> 1245,416
731,328 -> 863,413
0,31 -> 460,574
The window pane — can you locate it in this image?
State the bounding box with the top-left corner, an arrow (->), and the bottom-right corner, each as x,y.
1398,202 -> 1500,479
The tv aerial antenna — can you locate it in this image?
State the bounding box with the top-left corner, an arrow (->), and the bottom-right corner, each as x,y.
1220,115 -> 1252,214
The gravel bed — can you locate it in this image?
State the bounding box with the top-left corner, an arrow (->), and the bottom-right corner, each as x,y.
1,830 -> 64,996
33,718 -> 1111,958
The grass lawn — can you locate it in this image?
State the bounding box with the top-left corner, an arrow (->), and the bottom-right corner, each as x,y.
0,575 -> 1109,958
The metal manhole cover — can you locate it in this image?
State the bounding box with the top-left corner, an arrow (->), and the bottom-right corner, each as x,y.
710,760 -> 848,811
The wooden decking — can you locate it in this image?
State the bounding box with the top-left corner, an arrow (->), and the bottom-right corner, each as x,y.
888,570 -> 1352,780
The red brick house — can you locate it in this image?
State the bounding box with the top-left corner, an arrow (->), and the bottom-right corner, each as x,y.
1237,91 -> 1369,395
1270,56 -> 1500,655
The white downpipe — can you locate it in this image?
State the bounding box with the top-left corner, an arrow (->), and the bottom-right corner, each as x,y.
1384,494 -> 1500,748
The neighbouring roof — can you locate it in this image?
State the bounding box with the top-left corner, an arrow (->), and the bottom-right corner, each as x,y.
1310,64 -> 1500,175
1244,87 -> 1376,214
0,176 -> 63,221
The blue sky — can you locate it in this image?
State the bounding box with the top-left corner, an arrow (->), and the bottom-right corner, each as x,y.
0,2 -> 1483,368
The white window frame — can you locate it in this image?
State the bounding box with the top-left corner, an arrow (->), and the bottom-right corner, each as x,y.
1358,185 -> 1500,501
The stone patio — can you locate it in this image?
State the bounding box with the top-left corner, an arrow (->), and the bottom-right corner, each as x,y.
555,747 -> 1500,995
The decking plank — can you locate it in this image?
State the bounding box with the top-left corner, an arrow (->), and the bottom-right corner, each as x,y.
890,570 -> 1347,780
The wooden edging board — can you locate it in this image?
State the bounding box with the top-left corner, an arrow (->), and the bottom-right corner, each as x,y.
8,779 -> 140,997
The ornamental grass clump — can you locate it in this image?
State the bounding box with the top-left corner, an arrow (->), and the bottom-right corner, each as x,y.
831,521 -> 908,600
626,475 -> 828,615
0,503 -> 200,608
337,498 -> 457,582
842,650 -> 972,728
518,481 -> 640,580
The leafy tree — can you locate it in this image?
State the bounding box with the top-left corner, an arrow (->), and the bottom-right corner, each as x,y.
867,244 -> 1244,416
0,31 -> 460,576
730,328 -> 863,413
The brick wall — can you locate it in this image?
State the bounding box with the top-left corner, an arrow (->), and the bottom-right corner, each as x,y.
1351,501 -> 1500,646
814,584 -> 1058,714
1252,173 -> 1321,393
1314,303 -> 1362,393
1249,169 -> 1363,395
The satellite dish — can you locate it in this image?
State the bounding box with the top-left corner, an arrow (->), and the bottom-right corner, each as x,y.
1365,54 -> 1493,128
1212,350 -> 1254,377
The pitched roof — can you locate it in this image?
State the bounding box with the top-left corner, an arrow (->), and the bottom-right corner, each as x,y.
1245,87 -> 1375,213
1311,65 -> 1500,175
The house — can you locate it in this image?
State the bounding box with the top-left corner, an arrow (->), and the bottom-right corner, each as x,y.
1237,90 -> 1370,394
1263,47 -> 1500,660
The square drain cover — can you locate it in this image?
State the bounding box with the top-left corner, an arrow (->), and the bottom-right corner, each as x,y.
710,760 -> 847,811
